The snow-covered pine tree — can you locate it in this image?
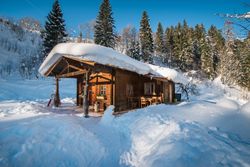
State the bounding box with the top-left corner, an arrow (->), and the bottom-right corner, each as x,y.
181,20 -> 195,71
94,0 -> 116,48
193,24 -> 205,70
236,36 -> 250,90
195,24 -> 215,78
155,22 -> 165,61
220,21 -> 239,85
200,36 -> 214,79
42,0 -> 67,60
139,11 -> 154,63
164,26 -> 175,66
172,21 -> 194,71
127,40 -> 141,61
207,25 -> 225,76
172,22 -> 183,68
240,37 -> 250,90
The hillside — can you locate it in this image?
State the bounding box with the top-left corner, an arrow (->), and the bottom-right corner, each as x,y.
0,18 -> 42,78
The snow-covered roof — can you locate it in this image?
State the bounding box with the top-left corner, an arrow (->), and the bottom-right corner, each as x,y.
39,43 -> 187,83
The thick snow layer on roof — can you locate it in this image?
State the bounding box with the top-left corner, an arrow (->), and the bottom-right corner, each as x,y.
39,43 -> 187,83
244,12 -> 250,18
148,64 -> 188,84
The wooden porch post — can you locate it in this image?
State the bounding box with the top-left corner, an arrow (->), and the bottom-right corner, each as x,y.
111,71 -> 114,105
54,77 -> 61,107
76,78 -> 80,106
169,81 -> 175,103
83,70 -> 90,117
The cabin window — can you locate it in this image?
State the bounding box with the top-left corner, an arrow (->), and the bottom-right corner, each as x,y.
144,82 -> 155,95
126,84 -> 134,96
99,85 -> 106,95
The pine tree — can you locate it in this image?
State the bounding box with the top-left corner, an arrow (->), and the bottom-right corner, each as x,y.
94,0 -> 116,48
220,21 -> 239,85
139,11 -> 154,63
164,26 -> 175,66
207,25 -> 224,76
155,22 -> 165,59
127,40 -> 141,61
172,22 -> 183,68
181,20 -> 194,71
240,37 -> 250,90
195,24 -> 215,78
42,0 -> 67,59
201,37 -> 214,79
193,24 -> 206,70
171,21 -> 194,71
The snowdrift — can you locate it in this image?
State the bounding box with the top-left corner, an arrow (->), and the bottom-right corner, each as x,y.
1,102 -> 250,167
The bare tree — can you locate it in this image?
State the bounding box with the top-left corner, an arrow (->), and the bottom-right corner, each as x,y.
19,17 -> 41,32
177,82 -> 199,101
79,20 -> 95,43
120,25 -> 138,54
217,3 -> 250,36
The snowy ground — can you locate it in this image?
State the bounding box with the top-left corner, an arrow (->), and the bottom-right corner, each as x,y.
0,78 -> 250,167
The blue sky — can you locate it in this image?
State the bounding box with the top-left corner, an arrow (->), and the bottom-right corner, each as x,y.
0,0 -> 248,36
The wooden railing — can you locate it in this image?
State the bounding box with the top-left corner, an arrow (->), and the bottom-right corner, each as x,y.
127,95 -> 163,109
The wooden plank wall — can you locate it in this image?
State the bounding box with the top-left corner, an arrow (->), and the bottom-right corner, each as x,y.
75,69 -> 174,112
88,73 -> 112,106
115,69 -> 165,112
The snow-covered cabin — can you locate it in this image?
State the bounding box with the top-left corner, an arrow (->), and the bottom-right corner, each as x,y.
39,43 -> 184,115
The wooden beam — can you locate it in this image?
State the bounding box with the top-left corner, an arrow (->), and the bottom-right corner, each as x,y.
65,56 -> 95,66
58,65 -> 69,75
56,70 -> 87,78
69,65 -> 86,72
89,74 -> 112,82
44,57 -> 63,76
97,75 -> 112,82
88,81 -> 114,86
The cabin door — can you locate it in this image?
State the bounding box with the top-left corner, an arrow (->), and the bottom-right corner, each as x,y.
163,82 -> 169,103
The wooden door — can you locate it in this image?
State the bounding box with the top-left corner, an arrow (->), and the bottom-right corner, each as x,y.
163,82 -> 169,103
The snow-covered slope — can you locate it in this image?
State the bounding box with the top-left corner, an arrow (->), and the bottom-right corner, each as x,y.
0,18 -> 42,77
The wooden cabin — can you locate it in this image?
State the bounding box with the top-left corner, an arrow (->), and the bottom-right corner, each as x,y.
39,43 -> 176,116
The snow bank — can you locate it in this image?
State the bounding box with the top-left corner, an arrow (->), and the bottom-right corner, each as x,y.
39,43 -> 187,83
241,101 -> 250,115
0,115 -> 105,167
1,96 -> 250,166
0,101 -> 46,119
115,108 -> 250,167
100,105 -> 114,125
217,98 -> 239,110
